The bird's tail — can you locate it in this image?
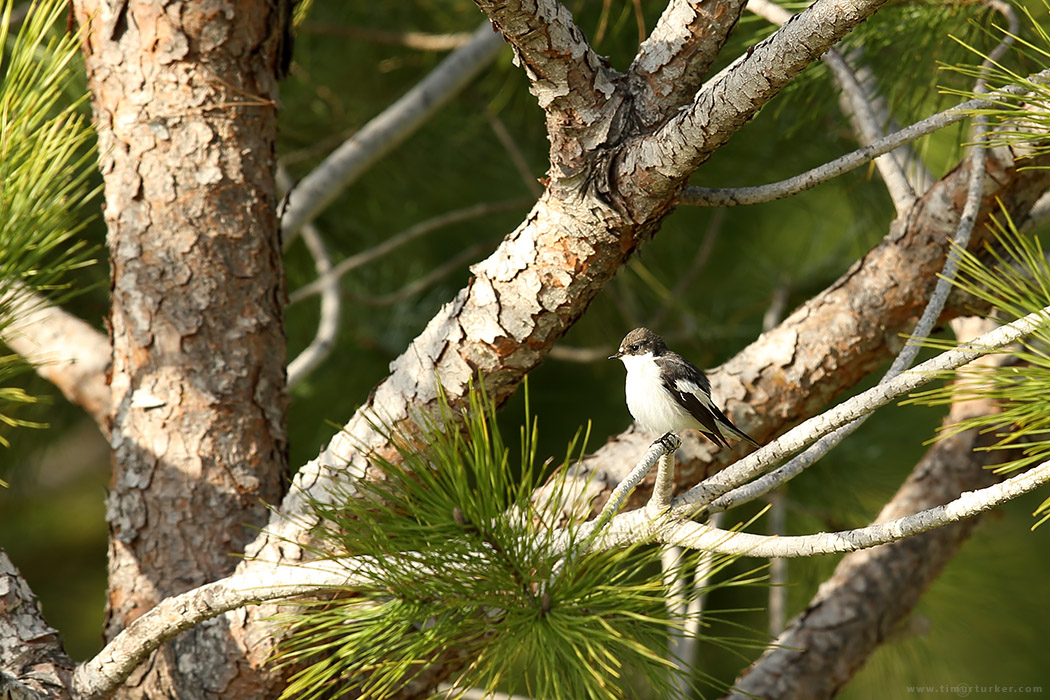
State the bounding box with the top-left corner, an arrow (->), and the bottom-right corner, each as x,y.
717,417 -> 759,447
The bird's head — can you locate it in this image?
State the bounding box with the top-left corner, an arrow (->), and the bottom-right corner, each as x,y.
609,327 -> 666,361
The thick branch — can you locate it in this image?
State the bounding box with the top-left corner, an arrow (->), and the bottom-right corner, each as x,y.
0,551 -> 73,700
627,0 -> 749,127
473,0 -> 624,178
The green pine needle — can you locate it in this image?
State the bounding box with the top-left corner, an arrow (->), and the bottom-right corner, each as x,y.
903,208 -> 1050,523
941,1 -> 1050,163
0,0 -> 99,445
273,381 -> 749,699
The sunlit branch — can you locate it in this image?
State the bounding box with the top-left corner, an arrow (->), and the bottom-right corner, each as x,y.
655,459 -> 1050,557
72,561 -> 365,700
1,287 -> 110,429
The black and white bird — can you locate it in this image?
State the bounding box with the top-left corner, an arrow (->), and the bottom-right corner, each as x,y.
609,328 -> 758,449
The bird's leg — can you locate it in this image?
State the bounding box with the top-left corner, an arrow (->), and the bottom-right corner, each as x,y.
592,434 -> 682,533
656,432 -> 682,453
649,433 -> 680,514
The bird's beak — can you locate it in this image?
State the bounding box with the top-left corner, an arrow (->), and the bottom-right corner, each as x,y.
609,351 -> 622,360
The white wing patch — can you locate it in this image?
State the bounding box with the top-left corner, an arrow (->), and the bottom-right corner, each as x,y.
673,379 -> 716,410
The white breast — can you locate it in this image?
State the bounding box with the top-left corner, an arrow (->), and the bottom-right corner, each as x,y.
620,353 -> 700,435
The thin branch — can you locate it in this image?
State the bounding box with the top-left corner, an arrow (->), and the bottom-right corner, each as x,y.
672,305 -> 1050,515
731,316 -> 1009,698
593,437 -> 677,532
1,288 -> 110,429
655,458 -> 1050,556
288,200 -> 528,306
678,83 -> 1042,207
296,23 -> 475,51
280,21 -> 504,241
746,0 -> 917,212
72,560 -> 362,700
287,220 -> 340,387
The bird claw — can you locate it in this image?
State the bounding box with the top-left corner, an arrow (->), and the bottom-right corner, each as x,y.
655,432 -> 681,453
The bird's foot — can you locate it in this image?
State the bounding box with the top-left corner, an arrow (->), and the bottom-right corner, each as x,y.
655,432 -> 681,453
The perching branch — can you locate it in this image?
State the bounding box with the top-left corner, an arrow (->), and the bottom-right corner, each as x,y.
672,304 -> 1050,515
72,561 -> 363,700
656,459 -> 1050,556
729,315 -> 1010,699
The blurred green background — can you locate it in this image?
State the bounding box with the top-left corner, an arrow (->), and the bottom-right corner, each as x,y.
2,0 -> 1049,697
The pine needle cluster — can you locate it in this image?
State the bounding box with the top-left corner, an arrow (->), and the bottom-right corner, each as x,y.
905,211 -> 1050,524
275,384 -> 727,700
0,0 -> 97,447
944,0 -> 1050,161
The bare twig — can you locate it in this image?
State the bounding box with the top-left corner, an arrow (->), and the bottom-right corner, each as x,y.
280,21 -> 504,241
287,220 -> 341,387
678,79 -> 1045,207
653,459 -> 1050,556
288,200 -> 527,305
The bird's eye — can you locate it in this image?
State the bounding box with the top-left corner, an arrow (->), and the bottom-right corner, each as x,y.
629,343 -> 640,352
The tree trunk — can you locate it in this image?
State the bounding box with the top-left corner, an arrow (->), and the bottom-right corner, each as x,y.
72,1 -> 290,696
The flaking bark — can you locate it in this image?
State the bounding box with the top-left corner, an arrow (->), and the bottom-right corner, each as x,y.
72,0 -> 291,696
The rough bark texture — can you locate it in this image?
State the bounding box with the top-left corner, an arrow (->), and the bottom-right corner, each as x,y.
628,0 -> 749,127
0,552 -> 73,700
727,319 -> 1009,699
72,0 -> 290,696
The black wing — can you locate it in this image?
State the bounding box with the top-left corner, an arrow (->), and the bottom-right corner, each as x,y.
656,353 -> 758,448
